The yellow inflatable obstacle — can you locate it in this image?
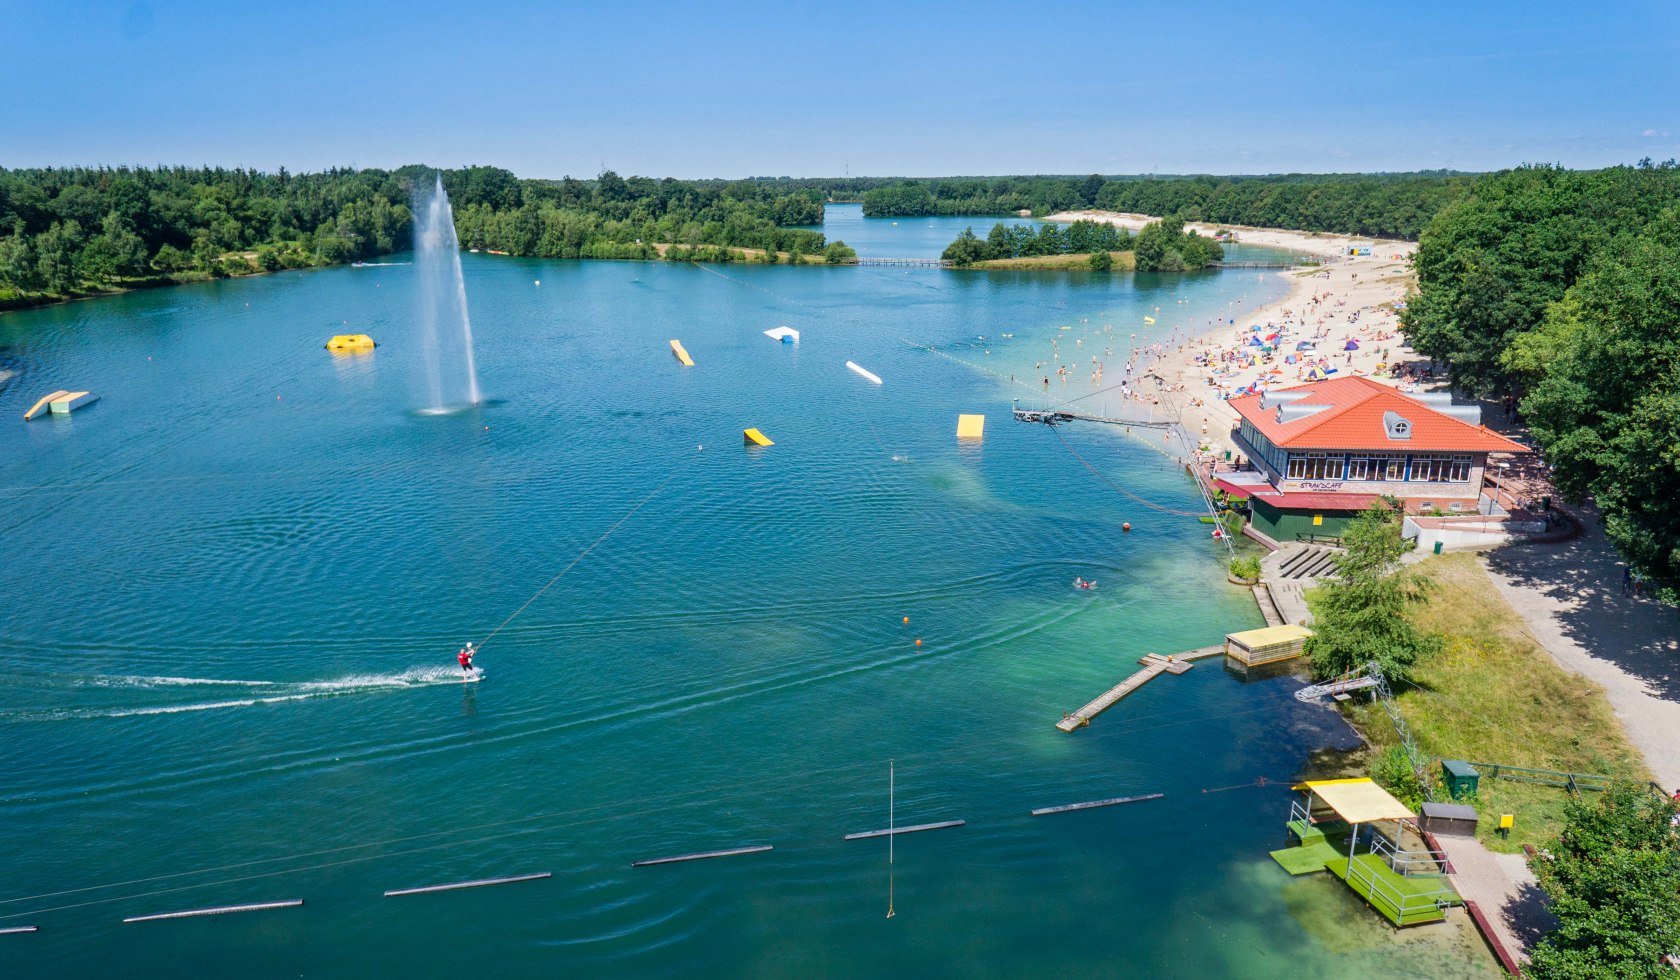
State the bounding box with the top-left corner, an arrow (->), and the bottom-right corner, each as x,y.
670,339 -> 694,366
743,428 -> 774,447
326,334 -> 376,352
956,414 -> 985,440
24,390 -> 99,420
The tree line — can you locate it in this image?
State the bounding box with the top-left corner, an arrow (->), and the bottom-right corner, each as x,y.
941,216 -> 1221,271
0,165 -> 845,309
1401,161 -> 1680,595
861,172 -> 1471,239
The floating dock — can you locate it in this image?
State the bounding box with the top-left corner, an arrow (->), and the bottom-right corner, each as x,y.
1225,624 -> 1313,669
764,326 -> 799,343
1056,645 -> 1223,732
956,414 -> 985,439
670,339 -> 694,366
742,427 -> 774,447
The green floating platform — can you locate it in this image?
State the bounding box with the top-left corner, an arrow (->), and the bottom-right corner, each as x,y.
1326,854 -> 1456,927
1270,841 -> 1341,876
1287,819 -> 1326,846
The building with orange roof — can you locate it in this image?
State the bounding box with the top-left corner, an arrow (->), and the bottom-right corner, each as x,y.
1220,377 -> 1530,545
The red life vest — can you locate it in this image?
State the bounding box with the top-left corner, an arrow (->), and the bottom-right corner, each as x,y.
458,649 -> 472,666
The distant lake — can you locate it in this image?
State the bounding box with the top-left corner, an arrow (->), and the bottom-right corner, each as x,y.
0,206 -> 1495,977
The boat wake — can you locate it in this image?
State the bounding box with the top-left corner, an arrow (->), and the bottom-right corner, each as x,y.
2,667 -> 472,722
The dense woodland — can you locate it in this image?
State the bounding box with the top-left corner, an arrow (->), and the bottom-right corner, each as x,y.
0,166 -> 841,308
942,217 -> 1223,271
1401,161 -> 1680,594
862,173 -> 1471,239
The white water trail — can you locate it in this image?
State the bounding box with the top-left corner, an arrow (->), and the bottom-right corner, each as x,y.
413,175 -> 481,409
4,667 -> 474,722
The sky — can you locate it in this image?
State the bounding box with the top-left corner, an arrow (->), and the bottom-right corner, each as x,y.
2,0 -> 1677,178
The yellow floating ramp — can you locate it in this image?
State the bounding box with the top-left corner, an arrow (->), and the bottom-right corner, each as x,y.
743,428 -> 774,447
956,414 -> 985,439
670,339 -> 694,366
24,390 -> 71,421
326,334 -> 376,352
50,391 -> 99,415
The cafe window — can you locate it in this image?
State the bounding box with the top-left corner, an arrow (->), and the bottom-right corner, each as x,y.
1408,453 -> 1466,482
1448,454 -> 1473,482
1347,456 -> 1371,480
1287,451 -> 1344,480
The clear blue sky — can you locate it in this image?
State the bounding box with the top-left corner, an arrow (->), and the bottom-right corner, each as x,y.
3,0 -> 1676,178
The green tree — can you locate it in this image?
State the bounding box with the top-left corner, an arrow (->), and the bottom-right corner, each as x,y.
34,219 -> 85,293
823,240 -> 856,265
0,228 -> 40,291
1527,785 -> 1680,978
1088,250 -> 1113,271
79,212 -> 149,281
1303,502 -> 1439,682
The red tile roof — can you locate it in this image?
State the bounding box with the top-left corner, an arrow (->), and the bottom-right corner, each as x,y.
1251,490 -> 1382,512
1230,377 -> 1529,453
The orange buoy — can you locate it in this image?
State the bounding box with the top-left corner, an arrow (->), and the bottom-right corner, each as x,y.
1122,522 -> 1132,532
902,617 -> 909,625
915,638 -> 922,647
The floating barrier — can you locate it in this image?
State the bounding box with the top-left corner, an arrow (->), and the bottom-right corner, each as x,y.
123,899 -> 303,924
325,334 -> 376,352
742,427 -> 774,447
384,872 -> 551,897
843,820 -> 965,841
764,326 -> 799,343
956,414 -> 985,440
632,845 -> 773,867
845,361 -> 883,385
0,926 -> 38,935
670,339 -> 695,366
1030,793 -> 1164,816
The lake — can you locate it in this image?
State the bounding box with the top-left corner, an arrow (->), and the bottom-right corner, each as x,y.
0,205 -> 1495,976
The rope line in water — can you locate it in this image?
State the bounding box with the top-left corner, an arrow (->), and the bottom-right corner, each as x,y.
1049,425 -> 1206,518
475,454 -> 692,656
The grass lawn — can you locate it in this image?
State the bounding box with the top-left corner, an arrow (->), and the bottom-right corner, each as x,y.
1339,552 -> 1650,853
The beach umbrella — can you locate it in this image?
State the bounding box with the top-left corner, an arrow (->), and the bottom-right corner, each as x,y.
1247,336 -> 1263,347
1343,340 -> 1360,351
1284,354 -> 1297,364
1265,332 -> 1280,342
1296,341 -> 1314,351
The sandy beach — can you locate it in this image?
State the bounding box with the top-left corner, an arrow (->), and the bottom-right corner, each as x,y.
1046,210 -> 1422,459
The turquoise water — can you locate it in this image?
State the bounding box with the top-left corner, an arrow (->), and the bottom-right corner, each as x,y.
0,209 -> 1495,976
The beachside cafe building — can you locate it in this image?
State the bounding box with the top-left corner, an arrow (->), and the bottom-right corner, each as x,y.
1218,377 -> 1529,546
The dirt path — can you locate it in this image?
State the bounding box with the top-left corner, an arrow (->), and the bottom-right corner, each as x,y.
1482,511 -> 1680,790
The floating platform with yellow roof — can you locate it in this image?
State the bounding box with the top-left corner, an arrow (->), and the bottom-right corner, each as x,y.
24,390 -> 98,420
326,334 -> 376,353
670,339 -> 694,366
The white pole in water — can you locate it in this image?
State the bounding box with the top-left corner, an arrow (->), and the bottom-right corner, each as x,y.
887,759 -> 896,919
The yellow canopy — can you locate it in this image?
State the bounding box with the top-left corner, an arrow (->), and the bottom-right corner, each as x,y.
1294,778 -> 1414,824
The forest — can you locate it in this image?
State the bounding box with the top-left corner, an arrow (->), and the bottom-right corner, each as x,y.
1402,161 -> 1680,594
0,166 -> 838,309
941,217 -> 1221,271
862,172 -> 1472,239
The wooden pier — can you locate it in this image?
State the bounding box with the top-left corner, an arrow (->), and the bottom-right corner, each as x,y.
855,257 -> 952,268
1057,645 -> 1224,732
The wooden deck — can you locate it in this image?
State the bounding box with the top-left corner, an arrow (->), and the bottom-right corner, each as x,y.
1056,645 -> 1224,732
1435,834 -> 1550,973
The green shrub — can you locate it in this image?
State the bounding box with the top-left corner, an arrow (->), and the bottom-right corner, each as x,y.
1229,556 -> 1261,581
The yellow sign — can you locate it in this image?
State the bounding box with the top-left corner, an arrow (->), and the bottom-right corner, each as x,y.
1313,514 -> 1323,526
1499,814 -> 1514,830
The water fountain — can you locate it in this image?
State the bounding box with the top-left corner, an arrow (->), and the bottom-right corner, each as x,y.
413,175 -> 482,410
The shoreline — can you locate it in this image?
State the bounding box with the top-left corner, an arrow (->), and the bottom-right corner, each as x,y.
1045,210 -> 1420,461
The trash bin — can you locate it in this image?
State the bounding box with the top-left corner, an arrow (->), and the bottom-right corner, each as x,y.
1541,496 -> 1551,511
1433,541 -> 1443,555
1224,450 -> 1232,461
1441,760 -> 1480,800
